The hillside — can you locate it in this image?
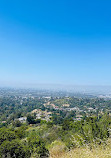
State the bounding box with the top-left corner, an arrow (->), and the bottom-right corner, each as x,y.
1,93 -> 111,157
50,139 -> 111,158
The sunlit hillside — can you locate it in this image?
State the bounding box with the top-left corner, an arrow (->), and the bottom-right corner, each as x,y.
50,139 -> 111,158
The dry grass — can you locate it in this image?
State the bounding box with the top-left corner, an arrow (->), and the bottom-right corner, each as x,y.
50,139 -> 111,158
49,140 -> 66,158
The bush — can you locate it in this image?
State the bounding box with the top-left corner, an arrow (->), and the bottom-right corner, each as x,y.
27,131 -> 49,157
0,139 -> 30,158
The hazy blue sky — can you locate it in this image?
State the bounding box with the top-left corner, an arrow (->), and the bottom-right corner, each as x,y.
0,0 -> 111,87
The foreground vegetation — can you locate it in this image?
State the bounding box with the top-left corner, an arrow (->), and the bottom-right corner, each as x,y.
50,140 -> 111,158
0,113 -> 111,157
